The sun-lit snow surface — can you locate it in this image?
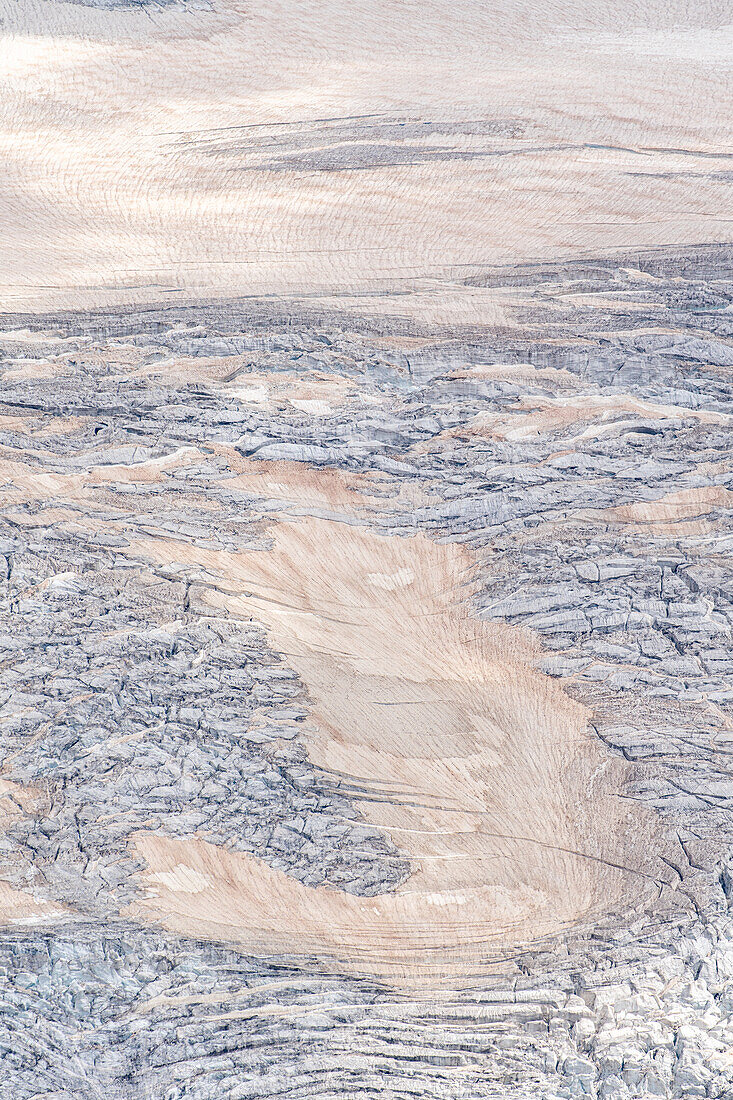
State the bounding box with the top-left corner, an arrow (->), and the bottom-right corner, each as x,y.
0,0 -> 731,311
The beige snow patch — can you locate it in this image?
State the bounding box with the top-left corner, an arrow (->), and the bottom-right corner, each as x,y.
212,451 -> 384,512
422,394 -> 731,447
610,486 -> 733,525
0,414 -> 88,436
0,881 -> 70,927
447,363 -> 583,389
128,504 -> 670,983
